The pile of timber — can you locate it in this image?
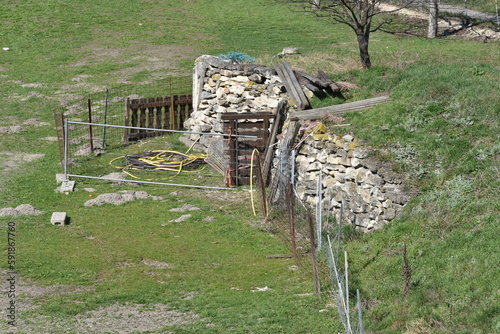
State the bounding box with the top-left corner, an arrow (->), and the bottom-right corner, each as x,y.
274,60 -> 359,111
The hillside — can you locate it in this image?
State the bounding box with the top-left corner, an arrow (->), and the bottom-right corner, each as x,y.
0,0 -> 498,333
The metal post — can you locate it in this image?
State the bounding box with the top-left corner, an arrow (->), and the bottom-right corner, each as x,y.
102,87 -> 109,148
235,121 -> 239,186
337,200 -> 343,264
317,169 -> 322,251
87,99 -> 94,153
357,289 -> 365,334
289,182 -> 297,257
307,211 -> 321,297
63,117 -> 69,181
345,251 -> 351,333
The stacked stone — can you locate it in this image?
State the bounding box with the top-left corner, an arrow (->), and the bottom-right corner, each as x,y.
184,56 -> 288,134
295,127 -> 412,232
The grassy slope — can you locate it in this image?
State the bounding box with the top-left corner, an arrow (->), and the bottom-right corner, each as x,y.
1,0 -> 499,333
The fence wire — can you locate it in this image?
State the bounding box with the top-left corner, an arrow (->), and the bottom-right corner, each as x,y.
265,147 -> 365,334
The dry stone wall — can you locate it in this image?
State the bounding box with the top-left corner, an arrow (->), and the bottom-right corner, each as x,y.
295,125 -> 414,232
183,56 -> 413,232
184,55 -> 292,137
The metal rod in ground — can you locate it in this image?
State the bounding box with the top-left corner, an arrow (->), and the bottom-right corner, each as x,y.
288,183 -> 297,257
67,121 -> 257,138
102,87 -> 109,148
316,169 -> 322,251
345,251 -> 352,333
337,199 -> 343,264
256,154 -> 268,218
307,210 -> 321,297
87,99 -> 94,153
235,121 -> 239,187
357,289 -> 365,334
63,117 -> 69,181
327,234 -> 350,332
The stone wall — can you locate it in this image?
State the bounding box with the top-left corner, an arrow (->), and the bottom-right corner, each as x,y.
183,56 -> 413,232
184,55 -> 292,136
295,124 -> 413,232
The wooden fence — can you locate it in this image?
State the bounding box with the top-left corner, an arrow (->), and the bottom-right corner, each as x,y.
123,94 -> 193,140
222,112 -> 274,186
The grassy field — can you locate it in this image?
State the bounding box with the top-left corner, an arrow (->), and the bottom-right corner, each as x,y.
1,0 -> 499,333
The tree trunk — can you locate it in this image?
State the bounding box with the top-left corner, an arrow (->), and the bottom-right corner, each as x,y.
311,0 -> 321,10
428,0 -> 439,38
356,33 -> 372,69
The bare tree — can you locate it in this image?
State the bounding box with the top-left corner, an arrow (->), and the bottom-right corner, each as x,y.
281,0 -> 412,69
428,0 -> 439,38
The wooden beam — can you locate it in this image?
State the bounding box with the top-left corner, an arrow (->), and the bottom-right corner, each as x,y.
289,95 -> 390,121
262,101 -> 287,184
274,61 -> 309,110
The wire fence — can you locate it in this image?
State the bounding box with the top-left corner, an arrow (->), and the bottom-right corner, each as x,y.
264,146 -> 365,334
53,76 -> 260,190
55,77 -> 192,159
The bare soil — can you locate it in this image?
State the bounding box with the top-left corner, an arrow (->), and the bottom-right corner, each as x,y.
379,3 -> 500,41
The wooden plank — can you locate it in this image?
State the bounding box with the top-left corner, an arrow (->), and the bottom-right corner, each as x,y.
163,104 -> 171,129
281,61 -> 309,110
266,254 -> 294,258
295,70 -> 331,88
274,62 -> 308,110
289,95 -> 390,121
123,98 -> 130,141
226,120 -> 237,187
268,119 -> 301,203
317,70 -> 340,92
262,101 -> 287,184
220,112 -> 274,120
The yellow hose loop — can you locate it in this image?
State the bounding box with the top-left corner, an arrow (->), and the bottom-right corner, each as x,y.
250,148 -> 260,216
108,150 -> 207,182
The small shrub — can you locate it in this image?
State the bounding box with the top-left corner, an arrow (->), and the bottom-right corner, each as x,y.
216,51 -> 256,64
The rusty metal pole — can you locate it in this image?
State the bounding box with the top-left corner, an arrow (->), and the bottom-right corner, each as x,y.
289,182 -> 297,257
256,154 -> 268,218
307,210 -> 321,297
170,77 -> 175,129
87,99 -> 94,153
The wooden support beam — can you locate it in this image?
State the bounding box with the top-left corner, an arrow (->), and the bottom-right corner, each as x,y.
274,61 -> 309,110
289,95 -> 390,121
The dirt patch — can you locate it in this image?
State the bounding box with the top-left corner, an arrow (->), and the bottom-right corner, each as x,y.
74,303 -> 203,333
0,152 -> 45,172
83,190 -> 163,206
168,214 -> 192,223
0,204 -> 43,217
0,151 -> 45,190
0,298 -> 206,333
23,118 -> 50,127
21,83 -> 43,88
379,4 -> 500,41
141,258 -> 171,269
169,204 -> 201,212
0,269 -> 95,313
21,91 -> 46,101
72,42 -> 196,83
0,125 -> 23,134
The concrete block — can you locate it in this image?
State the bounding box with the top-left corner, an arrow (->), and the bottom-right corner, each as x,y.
56,174 -> 66,183
60,180 -> 75,192
51,212 -> 67,226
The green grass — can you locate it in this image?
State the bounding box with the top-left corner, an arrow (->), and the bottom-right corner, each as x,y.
1,0 -> 499,332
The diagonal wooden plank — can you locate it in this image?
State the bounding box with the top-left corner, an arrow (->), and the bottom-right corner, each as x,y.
282,60 -> 310,110
288,95 -> 390,121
